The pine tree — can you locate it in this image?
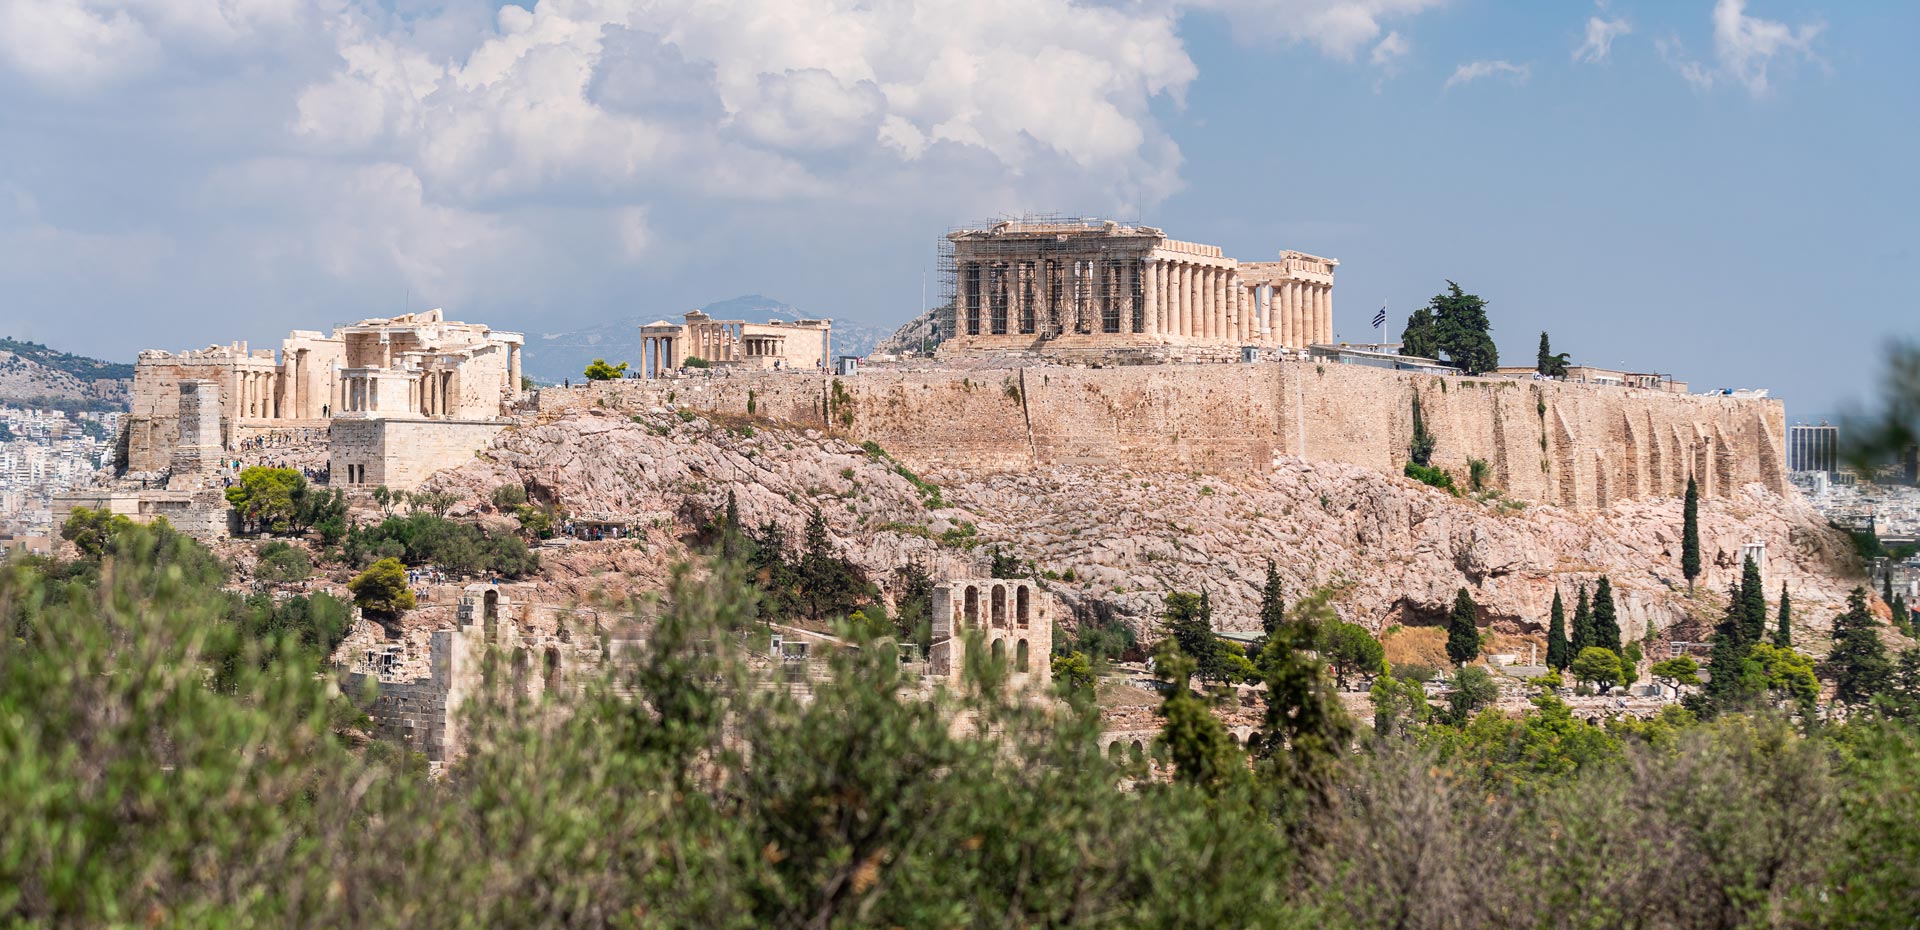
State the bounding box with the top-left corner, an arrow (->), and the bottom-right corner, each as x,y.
1895,594 -> 1911,635
1446,587 -> 1482,667
1152,640 -> 1244,795
1591,576 -> 1622,655
1570,585 -> 1593,654
1428,281 -> 1499,375
1162,591 -> 1227,684
1681,476 -> 1701,591
1828,587 -> 1893,706
1739,555 -> 1767,644
1400,305 -> 1437,359
1546,589 -> 1571,671
1773,583 -> 1793,648
1258,560 -> 1286,637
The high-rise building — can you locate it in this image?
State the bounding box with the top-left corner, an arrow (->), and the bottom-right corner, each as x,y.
1789,423 -> 1839,475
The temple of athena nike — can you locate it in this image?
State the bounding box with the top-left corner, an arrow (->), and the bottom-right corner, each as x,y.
940,217 -> 1336,360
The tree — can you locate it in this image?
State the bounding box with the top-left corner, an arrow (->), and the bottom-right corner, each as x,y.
718,489 -> 743,561
1545,589 -> 1571,671
1162,590 -> 1229,684
1738,555 -> 1768,643
1447,665 -> 1500,721
348,557 -> 416,622
1774,583 -> 1794,648
795,508 -> 867,622
583,358 -> 628,381
1408,393 -> 1436,466
295,486 -> 349,545
224,466 -> 306,534
1427,281 -> 1498,375
254,540 -> 312,585
1399,304 -> 1437,359
1319,620 -> 1386,691
1570,584 -> 1593,654
1827,587 -> 1892,707
1535,331 -> 1570,378
1445,587 -> 1481,667
60,506 -> 134,559
1682,476 -> 1702,591
1650,656 -> 1700,698
1151,640 -> 1244,795
1591,576 -> 1622,655
1570,647 -> 1624,694
1251,585 -> 1354,801
1369,673 -> 1428,739
1751,643 -> 1819,712
1051,651 -> 1096,699
1258,560 -> 1286,638
988,546 -> 1023,579
1701,583 -> 1765,714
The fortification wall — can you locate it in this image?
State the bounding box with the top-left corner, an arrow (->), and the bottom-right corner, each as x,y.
536,362 -> 1787,508
331,418 -> 508,491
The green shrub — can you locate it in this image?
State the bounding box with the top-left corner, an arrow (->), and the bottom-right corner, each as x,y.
254,540 -> 312,584
1405,461 -> 1458,494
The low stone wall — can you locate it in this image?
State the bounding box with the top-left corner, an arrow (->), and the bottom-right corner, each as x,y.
536,360 -> 1787,510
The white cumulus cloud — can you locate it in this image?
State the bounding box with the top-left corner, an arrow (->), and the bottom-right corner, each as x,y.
1666,0 -> 1823,97
1181,0 -> 1446,60
1444,59 -> 1529,90
1573,15 -> 1632,64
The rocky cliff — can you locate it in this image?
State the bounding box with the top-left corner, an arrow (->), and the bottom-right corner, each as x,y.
425,409 -> 1868,651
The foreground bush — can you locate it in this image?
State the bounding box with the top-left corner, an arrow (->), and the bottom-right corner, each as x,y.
3,535 -> 1919,928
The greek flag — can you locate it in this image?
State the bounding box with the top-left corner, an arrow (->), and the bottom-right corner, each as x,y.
1371,306 -> 1387,328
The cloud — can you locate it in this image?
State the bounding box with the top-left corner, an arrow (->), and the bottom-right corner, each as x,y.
1665,0 -> 1823,97
0,0 -> 159,90
1371,30 -> 1410,68
1573,15 -> 1631,64
1444,59 -> 1529,90
1182,0 -> 1446,61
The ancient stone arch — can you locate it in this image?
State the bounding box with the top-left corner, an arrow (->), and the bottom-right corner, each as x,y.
991,584 -> 1007,628
1016,639 -> 1030,672
964,585 -> 979,626
1016,586 -> 1030,627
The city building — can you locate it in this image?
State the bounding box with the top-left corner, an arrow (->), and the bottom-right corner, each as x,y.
1789,423 -> 1839,475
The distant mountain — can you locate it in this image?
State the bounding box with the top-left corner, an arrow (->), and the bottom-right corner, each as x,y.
520,295 -> 900,383
0,338 -> 132,411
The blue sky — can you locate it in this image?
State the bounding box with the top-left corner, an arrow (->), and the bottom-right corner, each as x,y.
0,0 -> 1911,418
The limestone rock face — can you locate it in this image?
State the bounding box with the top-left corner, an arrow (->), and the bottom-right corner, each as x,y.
426,411 -> 1864,648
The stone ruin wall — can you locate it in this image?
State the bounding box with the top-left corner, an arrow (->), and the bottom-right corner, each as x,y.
331,418 -> 509,491
539,362 -> 1786,510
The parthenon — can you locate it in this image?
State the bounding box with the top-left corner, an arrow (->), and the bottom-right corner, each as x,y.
942,218 -> 1336,357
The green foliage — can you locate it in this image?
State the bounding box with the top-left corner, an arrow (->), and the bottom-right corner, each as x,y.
1408,391 -> 1436,466
253,540 -> 312,584
1258,559 -> 1286,637
1571,584 -> 1593,653
742,509 -> 875,625
1370,673 -> 1430,739
343,513 -> 539,579
861,440 -> 944,508
348,557 -> 415,620
1651,656 -> 1701,695
0,335 -> 134,380
1546,589 -> 1571,671
1828,588 -> 1892,707
1392,662 -> 1438,684
1151,640 -> 1246,795
59,505 -> 134,559
224,465 -> 305,533
582,358 -> 628,380
680,355 -> 711,369
1051,650 -> 1096,699
1404,460 -> 1456,493
1426,280 -> 1498,375
1535,330 -> 1570,377
1319,619 -> 1386,690
1739,555 -> 1768,643
489,483 -> 528,510
1445,587 -> 1481,667
1591,575 -> 1622,655
1055,608 -> 1137,665
1570,647 -> 1624,694
1752,642 -> 1819,712
1447,665 -> 1500,721
1682,476 -> 1702,588
1399,304 -> 1438,359
1161,590 -> 1234,684
299,486 -> 349,545
1466,456 -> 1491,492
1775,582 -> 1794,647
987,545 -> 1023,579
1251,585 -> 1355,803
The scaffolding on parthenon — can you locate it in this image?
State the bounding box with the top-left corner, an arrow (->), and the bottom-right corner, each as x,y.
939,215 -> 1162,341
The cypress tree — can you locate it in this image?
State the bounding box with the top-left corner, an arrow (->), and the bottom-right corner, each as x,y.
1570,585 -> 1593,654
1828,588 -> 1892,706
1739,555 -> 1767,644
1702,582 -> 1761,713
1773,583 -> 1793,648
1681,476 -> 1702,591
1259,560 -> 1286,637
720,489 -> 742,561
1591,576 -> 1622,655
1446,587 -> 1482,667
1545,589 -> 1571,671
